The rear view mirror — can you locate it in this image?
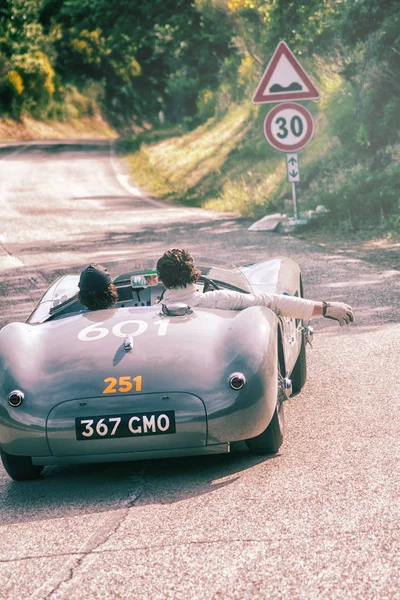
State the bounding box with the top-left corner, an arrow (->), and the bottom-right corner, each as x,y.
130,273 -> 159,288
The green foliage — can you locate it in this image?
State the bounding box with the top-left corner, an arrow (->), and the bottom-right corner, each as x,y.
196,89 -> 218,122
13,50 -> 55,117
0,0 -> 398,230
0,0 -> 47,55
304,160 -> 400,232
205,175 -> 280,217
41,0 -> 233,123
0,69 -> 24,117
331,2 -> 400,153
46,84 -> 99,121
0,0 -> 57,117
70,29 -> 111,67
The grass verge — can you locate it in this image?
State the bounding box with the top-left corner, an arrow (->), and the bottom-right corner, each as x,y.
118,73 -> 399,241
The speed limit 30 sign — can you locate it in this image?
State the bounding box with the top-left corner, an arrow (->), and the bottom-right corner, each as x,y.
264,102 -> 314,152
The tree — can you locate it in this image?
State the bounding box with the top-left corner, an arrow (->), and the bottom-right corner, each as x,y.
0,0 -> 56,117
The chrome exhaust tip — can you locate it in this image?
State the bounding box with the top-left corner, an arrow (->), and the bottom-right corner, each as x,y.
305,325 -> 314,346
282,377 -> 292,398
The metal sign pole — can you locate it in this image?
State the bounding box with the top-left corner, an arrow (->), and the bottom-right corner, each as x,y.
292,182 -> 298,220
248,41 -> 320,232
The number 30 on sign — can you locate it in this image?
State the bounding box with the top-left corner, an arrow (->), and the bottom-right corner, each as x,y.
264,102 -> 314,152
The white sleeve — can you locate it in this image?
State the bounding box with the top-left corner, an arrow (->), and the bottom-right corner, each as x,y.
192,289 -> 314,319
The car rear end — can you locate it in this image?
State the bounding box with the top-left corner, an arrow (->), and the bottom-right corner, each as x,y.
1,304 -> 279,469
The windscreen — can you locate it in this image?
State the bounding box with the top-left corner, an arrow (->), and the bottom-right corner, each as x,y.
27,256 -> 254,324
28,275 -> 80,323
112,255 -> 251,292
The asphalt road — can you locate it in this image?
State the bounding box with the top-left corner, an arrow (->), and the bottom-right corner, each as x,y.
0,141 -> 399,600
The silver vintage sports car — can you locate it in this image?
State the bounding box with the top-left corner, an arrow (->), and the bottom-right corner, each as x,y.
0,257 -> 312,480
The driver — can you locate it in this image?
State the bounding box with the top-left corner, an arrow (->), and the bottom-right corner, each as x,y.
156,248 -> 354,325
78,264 -> 118,310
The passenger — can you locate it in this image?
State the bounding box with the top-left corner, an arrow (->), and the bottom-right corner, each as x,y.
78,264 -> 118,311
156,249 -> 354,325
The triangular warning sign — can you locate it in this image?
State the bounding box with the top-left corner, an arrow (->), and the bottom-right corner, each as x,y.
252,41 -> 320,104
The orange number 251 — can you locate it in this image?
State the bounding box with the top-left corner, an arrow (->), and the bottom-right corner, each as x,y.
103,376 -> 143,394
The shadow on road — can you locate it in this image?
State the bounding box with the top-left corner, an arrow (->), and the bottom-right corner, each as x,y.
0,140 -> 111,160
0,447 -> 273,525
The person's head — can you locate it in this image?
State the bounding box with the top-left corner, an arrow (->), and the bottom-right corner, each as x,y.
156,249 -> 201,288
78,263 -> 118,310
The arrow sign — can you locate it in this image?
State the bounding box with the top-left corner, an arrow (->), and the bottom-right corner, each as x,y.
286,153 -> 300,182
252,41 -> 320,104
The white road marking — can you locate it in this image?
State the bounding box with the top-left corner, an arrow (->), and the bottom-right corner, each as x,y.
0,244 -> 24,268
0,143 -> 30,161
108,140 -> 166,209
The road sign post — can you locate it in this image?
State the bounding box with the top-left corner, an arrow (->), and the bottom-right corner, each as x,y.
249,42 -> 320,229
292,182 -> 298,220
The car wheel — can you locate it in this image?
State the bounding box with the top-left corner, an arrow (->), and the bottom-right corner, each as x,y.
245,385 -> 285,455
291,325 -> 307,394
0,449 -> 43,481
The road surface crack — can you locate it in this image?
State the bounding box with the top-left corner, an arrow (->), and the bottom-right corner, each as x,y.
31,470 -> 147,600
7,525 -> 395,568
0,243 -> 14,257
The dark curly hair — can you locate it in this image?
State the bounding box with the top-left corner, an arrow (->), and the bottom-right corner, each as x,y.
157,249 -> 201,288
78,283 -> 119,311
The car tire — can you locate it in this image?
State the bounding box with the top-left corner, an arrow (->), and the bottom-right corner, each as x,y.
291,325 -> 307,394
0,449 -> 43,481
245,386 -> 285,455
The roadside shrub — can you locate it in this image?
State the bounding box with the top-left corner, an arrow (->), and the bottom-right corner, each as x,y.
45,84 -> 101,121
305,162 -> 400,231
197,89 -> 217,122
237,55 -> 259,97
63,84 -> 93,116
0,69 -> 24,118
69,29 -> 112,72
12,51 -> 55,117
5,70 -> 24,95
46,101 -> 79,121
204,173 -> 282,218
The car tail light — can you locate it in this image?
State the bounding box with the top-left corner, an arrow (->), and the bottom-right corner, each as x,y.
229,373 -> 246,390
8,390 -> 24,407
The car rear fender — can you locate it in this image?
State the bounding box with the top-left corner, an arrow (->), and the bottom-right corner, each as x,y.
0,323 -> 50,455
206,306 -> 280,444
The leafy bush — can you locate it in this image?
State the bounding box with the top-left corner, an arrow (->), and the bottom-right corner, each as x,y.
5,70 -> 24,95
0,69 -> 24,118
196,89 -> 217,122
12,50 -> 55,117
302,160 -> 400,231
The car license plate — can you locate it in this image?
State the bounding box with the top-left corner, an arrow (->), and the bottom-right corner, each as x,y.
75,410 -> 176,441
